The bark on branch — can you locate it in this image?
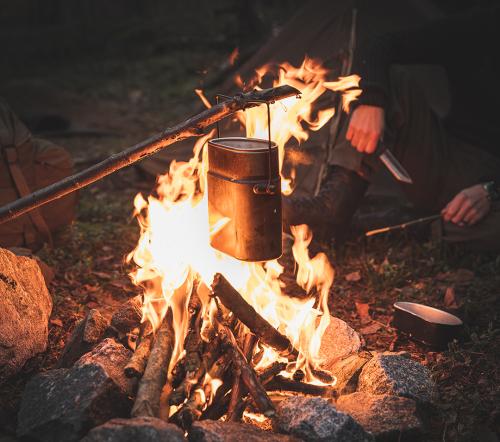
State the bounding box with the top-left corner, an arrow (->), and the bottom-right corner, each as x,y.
211,273 -> 297,359
131,309 -> 175,418
0,85 -> 300,224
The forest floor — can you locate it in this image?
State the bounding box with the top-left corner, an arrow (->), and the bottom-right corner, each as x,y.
0,37 -> 499,442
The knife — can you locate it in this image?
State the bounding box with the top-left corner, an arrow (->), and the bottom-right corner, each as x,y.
378,145 -> 413,184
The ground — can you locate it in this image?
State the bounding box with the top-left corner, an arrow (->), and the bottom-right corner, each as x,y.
1,18 -> 499,441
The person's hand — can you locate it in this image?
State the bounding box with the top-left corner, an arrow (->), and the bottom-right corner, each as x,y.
346,105 -> 385,154
441,184 -> 491,226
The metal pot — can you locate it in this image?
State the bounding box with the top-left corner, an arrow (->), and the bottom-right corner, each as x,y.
207,137 -> 282,262
392,301 -> 463,349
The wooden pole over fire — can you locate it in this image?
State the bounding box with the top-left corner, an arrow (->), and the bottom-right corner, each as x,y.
0,85 -> 300,224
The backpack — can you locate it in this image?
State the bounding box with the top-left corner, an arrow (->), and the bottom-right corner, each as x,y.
0,98 -> 77,250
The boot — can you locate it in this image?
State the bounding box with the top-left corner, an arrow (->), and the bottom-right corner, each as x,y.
283,165 -> 368,244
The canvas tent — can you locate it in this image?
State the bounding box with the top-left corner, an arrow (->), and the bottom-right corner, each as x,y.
139,0 -> 446,198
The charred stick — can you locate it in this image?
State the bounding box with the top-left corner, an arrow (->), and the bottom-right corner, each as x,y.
169,335 -> 223,406
124,331 -> 153,378
218,322 -> 275,418
257,361 -> 288,385
0,85 -> 300,224
171,352 -> 232,430
227,333 -> 257,421
211,273 -> 297,359
131,309 -> 175,418
266,375 -> 338,399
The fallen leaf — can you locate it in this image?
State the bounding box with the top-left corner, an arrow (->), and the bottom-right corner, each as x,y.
93,271 -> 112,280
50,318 -> 63,327
345,271 -> 361,282
355,301 -> 371,324
359,322 -> 382,335
444,286 -> 461,309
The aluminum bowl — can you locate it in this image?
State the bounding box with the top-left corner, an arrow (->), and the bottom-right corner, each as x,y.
393,301 -> 463,349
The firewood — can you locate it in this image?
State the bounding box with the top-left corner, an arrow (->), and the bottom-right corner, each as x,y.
131,309 -> 175,418
169,335 -> 223,406
124,321 -> 153,378
257,361 -> 287,385
0,85 -> 300,224
124,332 -> 153,378
171,352 -> 232,430
265,375 -> 338,399
227,333 -> 257,421
211,273 -> 297,359
217,322 -> 275,418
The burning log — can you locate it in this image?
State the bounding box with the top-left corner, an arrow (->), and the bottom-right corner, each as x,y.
0,85 -> 300,224
257,362 -> 288,385
211,273 -> 297,359
217,322 -> 275,418
227,333 -> 257,421
169,335 -> 223,406
266,375 -> 338,399
124,323 -> 153,379
170,352 -> 232,429
131,309 -> 175,418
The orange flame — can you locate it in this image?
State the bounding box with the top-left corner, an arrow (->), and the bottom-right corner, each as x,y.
128,58 -> 359,401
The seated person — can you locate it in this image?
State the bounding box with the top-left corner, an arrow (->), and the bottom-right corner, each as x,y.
284,7 -> 500,251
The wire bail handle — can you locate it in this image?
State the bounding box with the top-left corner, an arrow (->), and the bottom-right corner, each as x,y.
215,94 -> 277,195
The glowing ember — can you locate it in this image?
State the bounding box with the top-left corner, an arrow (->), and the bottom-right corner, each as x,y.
127,57 -> 359,410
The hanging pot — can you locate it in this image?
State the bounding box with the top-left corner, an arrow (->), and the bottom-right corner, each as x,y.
207,137 -> 282,261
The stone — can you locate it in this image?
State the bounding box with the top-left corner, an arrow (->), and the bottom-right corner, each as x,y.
275,396 -> 374,442
58,309 -> 109,368
81,417 -> 184,442
190,420 -> 298,442
328,351 -> 373,394
336,392 -> 423,441
319,316 -> 363,372
75,338 -> 135,396
357,352 -> 435,405
110,295 -> 142,334
17,362 -> 132,441
0,247 -> 52,383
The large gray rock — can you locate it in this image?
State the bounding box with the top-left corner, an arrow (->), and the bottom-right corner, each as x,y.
319,317 -> 363,371
190,420 -> 298,442
82,417 -> 184,442
357,353 -> 435,404
275,396 -> 373,442
75,338 -> 135,396
58,309 -> 109,368
17,340 -> 133,442
0,248 -> 52,383
337,392 -> 423,441
110,295 -> 142,334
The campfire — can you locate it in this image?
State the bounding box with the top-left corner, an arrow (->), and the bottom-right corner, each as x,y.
9,57 -> 436,442
125,59 -> 359,426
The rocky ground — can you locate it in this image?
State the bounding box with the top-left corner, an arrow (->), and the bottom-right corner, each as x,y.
1,14 -> 499,440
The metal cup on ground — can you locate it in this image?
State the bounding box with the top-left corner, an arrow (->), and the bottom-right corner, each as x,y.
392,301 -> 463,349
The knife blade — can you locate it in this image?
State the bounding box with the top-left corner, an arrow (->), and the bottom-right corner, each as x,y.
378,148 -> 413,184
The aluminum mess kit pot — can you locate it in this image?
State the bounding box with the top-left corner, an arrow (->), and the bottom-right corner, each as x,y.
392,301 -> 463,349
207,137 -> 282,262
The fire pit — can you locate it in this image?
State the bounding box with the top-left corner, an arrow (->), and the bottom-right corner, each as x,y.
13,58 -> 435,442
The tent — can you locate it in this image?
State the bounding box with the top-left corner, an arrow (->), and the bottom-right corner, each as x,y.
139,0 -> 445,199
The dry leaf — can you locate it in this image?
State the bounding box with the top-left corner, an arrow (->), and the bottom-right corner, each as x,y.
345,271 -> 361,282
50,318 -> 63,327
360,322 -> 382,335
93,271 -> 112,280
355,301 -> 371,324
444,286 -> 461,309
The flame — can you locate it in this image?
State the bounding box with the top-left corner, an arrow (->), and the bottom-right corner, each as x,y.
237,57 -> 360,195
128,57 -> 358,392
